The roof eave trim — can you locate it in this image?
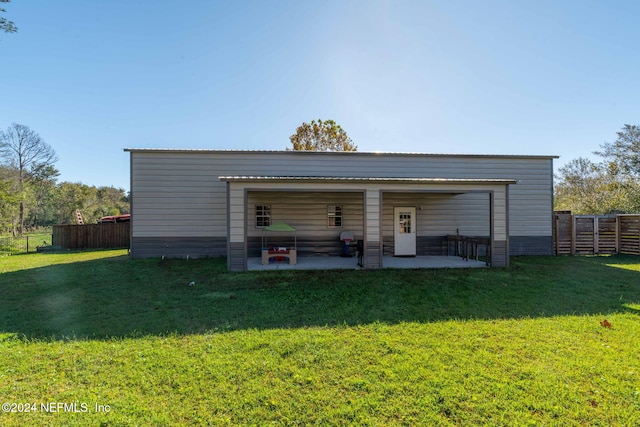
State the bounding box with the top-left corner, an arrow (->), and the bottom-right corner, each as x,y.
218,176 -> 519,185
124,148 -> 558,159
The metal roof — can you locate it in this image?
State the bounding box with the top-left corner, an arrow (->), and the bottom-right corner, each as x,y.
124,148 -> 558,159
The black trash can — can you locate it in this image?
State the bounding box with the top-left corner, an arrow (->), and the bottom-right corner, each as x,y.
356,240 -> 364,267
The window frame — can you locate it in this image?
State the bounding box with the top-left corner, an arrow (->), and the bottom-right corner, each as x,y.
327,205 -> 343,228
255,205 -> 272,228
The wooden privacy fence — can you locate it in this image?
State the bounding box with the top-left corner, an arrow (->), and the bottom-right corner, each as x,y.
554,213 -> 640,255
52,222 -> 130,250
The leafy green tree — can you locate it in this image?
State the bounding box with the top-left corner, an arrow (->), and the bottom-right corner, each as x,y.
51,182 -> 96,224
50,182 -> 129,224
289,119 -> 357,151
555,158 -> 608,214
25,165 -> 60,228
0,0 -> 17,37
0,122 -> 129,229
0,166 -> 19,233
555,157 -> 640,214
556,124 -> 640,214
595,124 -> 640,178
94,186 -> 129,218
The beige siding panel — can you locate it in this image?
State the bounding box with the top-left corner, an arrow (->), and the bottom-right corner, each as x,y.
382,193 -> 491,238
131,153 -> 225,238
228,188 -> 245,243
133,227 -> 219,238
365,190 -> 381,242
493,188 -> 508,240
247,192 -> 364,240
131,151 -> 552,179
130,151 -> 552,241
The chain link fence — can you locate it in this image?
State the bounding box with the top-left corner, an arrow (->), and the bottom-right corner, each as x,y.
0,233 -> 53,255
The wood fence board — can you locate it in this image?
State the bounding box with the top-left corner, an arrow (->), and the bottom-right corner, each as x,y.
554,213 -> 573,255
53,223 -> 130,250
597,217 -> 618,254
554,213 -> 640,256
619,215 -> 640,255
574,216 -> 595,254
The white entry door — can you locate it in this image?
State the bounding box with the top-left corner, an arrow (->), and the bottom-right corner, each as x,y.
394,207 -> 416,256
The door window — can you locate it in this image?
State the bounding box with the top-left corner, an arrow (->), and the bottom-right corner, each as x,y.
399,212 -> 412,234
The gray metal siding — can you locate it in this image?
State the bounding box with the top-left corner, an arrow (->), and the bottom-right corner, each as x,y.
492,240 -> 509,267
510,236 -> 553,255
228,242 -> 245,271
130,237 -> 227,258
364,241 -> 382,269
129,151 -> 554,259
416,236 -> 450,256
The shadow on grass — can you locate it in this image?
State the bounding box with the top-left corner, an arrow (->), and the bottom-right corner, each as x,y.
1,253 -> 639,340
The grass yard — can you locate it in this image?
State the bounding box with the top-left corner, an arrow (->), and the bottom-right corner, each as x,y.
0,251 -> 639,426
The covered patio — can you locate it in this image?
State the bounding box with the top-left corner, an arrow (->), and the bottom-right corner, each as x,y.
221,176 -> 514,271
248,255 -> 487,271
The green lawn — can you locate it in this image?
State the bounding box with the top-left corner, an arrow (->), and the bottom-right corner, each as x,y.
1,251 -> 639,426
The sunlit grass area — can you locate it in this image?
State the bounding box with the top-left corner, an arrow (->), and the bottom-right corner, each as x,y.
605,260 -> 640,272
1,251 -> 639,425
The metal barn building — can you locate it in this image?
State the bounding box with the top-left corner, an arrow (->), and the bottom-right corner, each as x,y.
125,149 -> 557,271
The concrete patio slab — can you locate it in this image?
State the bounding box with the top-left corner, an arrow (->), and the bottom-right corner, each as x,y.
247,255 -> 487,271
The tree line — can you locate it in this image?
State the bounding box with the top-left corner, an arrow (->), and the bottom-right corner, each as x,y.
555,124 -> 640,214
0,123 -> 129,235
3,117 -> 635,232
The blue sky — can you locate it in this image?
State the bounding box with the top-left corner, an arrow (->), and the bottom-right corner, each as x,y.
1,0 -> 639,191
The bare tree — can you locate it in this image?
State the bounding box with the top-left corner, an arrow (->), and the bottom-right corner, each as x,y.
0,123 -> 58,234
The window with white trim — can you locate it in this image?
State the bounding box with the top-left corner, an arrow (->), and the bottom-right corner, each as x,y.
327,205 -> 343,228
256,205 -> 271,227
